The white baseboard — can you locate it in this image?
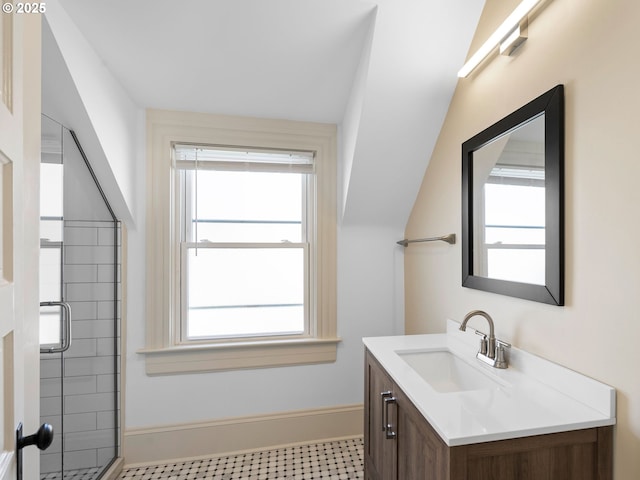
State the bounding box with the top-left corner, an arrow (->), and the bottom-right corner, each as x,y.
123,404 -> 364,466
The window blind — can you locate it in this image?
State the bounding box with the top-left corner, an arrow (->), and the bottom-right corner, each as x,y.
174,144 -> 315,173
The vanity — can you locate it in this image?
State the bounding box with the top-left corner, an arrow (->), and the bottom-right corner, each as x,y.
363,320 -> 615,479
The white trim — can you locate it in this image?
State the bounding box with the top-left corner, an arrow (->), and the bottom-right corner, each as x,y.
139,337 -> 340,375
0,452 -> 12,480
123,404 -> 364,467
119,224 -> 128,463
143,110 -> 338,374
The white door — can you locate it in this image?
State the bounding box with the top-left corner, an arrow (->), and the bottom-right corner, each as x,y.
0,9 -> 42,480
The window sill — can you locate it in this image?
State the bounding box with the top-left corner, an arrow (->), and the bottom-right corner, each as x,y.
138,337 -> 341,375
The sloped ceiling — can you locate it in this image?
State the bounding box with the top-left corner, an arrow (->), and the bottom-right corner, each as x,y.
47,0 -> 484,230
57,0 -> 376,123
42,18 -> 136,224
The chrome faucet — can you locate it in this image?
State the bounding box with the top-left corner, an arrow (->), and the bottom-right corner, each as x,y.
459,310 -> 510,369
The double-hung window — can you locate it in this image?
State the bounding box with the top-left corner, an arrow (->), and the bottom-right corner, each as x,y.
143,110 -> 338,375
481,165 -> 546,284
174,145 -> 313,342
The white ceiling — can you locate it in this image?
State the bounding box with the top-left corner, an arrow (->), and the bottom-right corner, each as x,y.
58,0 -> 376,123
48,0 -> 485,228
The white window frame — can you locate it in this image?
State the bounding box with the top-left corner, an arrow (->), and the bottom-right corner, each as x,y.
141,110 -> 339,375
175,148 -> 313,343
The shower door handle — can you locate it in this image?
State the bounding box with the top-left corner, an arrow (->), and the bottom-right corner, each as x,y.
40,301 -> 72,354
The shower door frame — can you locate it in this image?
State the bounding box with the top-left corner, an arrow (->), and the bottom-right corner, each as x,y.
39,120 -> 121,480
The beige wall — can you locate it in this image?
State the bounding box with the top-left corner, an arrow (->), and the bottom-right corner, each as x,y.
404,0 -> 640,477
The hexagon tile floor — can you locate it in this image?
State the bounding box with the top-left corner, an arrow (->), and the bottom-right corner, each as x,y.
118,437 -> 364,480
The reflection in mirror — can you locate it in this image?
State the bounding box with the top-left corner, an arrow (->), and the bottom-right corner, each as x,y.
462,84 -> 564,306
473,114 -> 545,284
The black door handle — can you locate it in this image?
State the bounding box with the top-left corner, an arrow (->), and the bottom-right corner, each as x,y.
16,423 -> 54,480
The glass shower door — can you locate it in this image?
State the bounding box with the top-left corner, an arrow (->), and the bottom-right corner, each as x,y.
39,115 -> 120,480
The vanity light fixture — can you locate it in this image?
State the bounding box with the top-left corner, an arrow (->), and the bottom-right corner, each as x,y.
499,20 -> 528,56
458,0 -> 545,78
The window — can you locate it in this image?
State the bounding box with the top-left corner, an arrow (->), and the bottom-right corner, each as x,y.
481,165 -> 545,285
142,111 -> 338,375
175,146 -> 312,342
39,161 -> 64,347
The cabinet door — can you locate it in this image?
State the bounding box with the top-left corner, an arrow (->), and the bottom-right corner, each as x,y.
396,387 -> 448,479
364,351 -> 397,480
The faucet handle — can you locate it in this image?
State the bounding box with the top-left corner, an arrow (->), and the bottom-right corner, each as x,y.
474,330 -> 488,355
494,339 -> 511,369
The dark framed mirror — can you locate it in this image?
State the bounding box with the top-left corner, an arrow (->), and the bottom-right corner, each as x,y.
462,85 -> 564,305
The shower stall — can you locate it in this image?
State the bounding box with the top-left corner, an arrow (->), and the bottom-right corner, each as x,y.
39,115 -> 121,480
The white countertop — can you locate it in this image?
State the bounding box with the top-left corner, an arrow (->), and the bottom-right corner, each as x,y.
363,320 -> 616,446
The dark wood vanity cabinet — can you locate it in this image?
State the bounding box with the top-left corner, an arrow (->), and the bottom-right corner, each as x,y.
365,350 -> 396,479
365,349 -> 448,479
364,349 -> 613,480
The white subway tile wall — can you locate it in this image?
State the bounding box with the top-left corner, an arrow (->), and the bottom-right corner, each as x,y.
40,222 -> 120,477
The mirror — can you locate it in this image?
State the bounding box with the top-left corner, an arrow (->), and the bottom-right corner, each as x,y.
462,85 -> 564,305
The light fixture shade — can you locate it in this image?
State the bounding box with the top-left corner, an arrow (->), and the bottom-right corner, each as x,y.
458,0 -> 543,77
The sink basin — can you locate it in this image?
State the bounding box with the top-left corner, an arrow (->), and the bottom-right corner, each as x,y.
397,350 -> 501,393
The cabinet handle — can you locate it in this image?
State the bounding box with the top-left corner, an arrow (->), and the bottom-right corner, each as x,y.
380,391 -> 392,431
384,396 -> 397,439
